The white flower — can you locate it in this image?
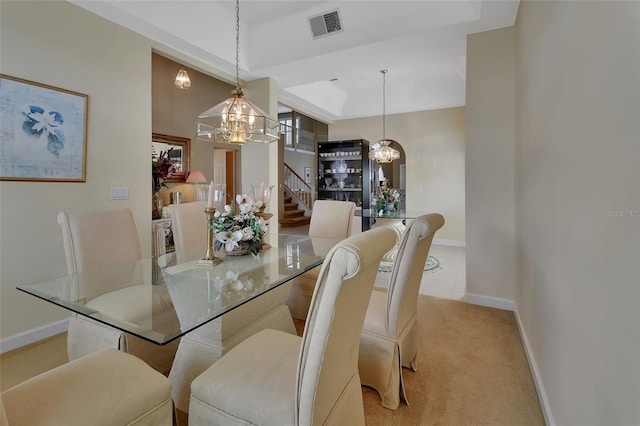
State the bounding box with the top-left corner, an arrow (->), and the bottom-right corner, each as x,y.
236,194 -> 254,214
242,226 -> 255,241
215,230 -> 244,252
224,271 -> 243,291
28,110 -> 62,136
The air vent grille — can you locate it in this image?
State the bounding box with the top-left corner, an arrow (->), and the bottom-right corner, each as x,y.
309,9 -> 343,39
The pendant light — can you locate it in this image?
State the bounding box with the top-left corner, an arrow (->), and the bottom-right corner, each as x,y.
369,69 -> 400,163
195,0 -> 279,144
174,66 -> 191,90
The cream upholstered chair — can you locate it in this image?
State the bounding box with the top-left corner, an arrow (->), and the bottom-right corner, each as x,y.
167,202 -> 207,258
1,348 -> 173,426
58,208 -> 179,375
359,213 -> 445,409
188,226 -> 396,426
286,199 -> 356,320
167,202 -> 298,413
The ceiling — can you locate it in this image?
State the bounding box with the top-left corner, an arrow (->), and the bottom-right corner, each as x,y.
70,0 -> 519,123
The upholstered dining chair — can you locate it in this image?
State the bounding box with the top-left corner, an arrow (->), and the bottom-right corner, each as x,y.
167,202 -> 298,413
58,208 -> 179,375
188,226 -> 396,426
1,348 -> 173,426
286,199 -> 356,320
167,202 -> 207,257
359,213 -> 445,409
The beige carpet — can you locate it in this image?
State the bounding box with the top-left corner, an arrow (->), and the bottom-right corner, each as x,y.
361,295 -> 545,425
1,295 -> 544,425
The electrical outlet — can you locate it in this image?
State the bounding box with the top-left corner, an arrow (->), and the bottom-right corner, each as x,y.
110,187 -> 129,200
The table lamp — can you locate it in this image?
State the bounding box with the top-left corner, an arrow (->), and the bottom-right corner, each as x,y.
186,171 -> 207,202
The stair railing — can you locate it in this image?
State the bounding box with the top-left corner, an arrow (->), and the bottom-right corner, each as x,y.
284,163 -> 313,211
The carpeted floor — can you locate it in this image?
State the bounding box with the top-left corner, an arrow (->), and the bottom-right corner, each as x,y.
361,295 -> 545,425
1,295 -> 544,425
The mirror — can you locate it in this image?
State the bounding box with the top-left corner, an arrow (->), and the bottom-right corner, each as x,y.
152,133 -> 190,183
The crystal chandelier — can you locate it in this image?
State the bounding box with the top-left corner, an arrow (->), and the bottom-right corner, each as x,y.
369,69 -> 400,163
195,0 -> 279,144
174,66 -> 191,90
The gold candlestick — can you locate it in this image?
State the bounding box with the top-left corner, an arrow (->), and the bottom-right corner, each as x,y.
197,207 -> 222,266
256,206 -> 273,250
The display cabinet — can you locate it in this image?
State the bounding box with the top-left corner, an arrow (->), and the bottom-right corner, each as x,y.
317,139 -> 372,210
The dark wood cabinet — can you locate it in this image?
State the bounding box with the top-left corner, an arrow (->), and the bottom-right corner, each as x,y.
317,139 -> 372,210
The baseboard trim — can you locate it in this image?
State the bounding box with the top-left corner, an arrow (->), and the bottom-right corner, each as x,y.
0,319 -> 69,355
513,304 -> 555,426
463,292 -> 514,311
433,238 -> 465,247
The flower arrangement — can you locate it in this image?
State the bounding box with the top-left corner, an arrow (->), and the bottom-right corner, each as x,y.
152,148 -> 176,192
372,187 -> 401,214
212,194 -> 267,255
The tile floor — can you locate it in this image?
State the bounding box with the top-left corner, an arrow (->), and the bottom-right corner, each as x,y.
278,224 -> 466,301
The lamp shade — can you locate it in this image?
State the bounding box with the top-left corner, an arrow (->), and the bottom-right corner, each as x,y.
186,170 -> 207,183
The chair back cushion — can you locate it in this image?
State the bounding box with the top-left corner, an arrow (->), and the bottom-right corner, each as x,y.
308,200 -> 356,239
296,226 -> 395,425
57,209 -> 142,301
167,202 -> 207,253
387,213 -> 445,334
57,208 -> 141,274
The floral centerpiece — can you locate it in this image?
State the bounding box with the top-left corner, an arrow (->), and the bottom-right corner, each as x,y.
152,148 -> 176,192
372,187 -> 401,214
212,194 -> 268,255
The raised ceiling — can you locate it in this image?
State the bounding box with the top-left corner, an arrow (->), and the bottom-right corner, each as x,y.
71,0 -> 519,122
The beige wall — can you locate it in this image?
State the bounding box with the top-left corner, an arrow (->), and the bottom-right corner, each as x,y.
513,1 -> 639,424
465,27 -> 517,301
330,107 -> 465,242
0,2 -> 279,342
0,1 -> 152,337
152,53 -> 234,205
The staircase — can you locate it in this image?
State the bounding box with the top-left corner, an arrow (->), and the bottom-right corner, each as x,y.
281,194 -> 311,228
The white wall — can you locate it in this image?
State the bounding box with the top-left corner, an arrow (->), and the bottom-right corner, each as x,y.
330,107 -> 466,242
513,1 -> 640,424
465,27 -> 517,302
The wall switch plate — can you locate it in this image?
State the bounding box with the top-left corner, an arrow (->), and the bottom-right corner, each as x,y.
417,184 -> 423,192
110,187 -> 129,200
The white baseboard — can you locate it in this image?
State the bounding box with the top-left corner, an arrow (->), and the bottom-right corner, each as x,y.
0,319 -> 69,355
513,304 -> 555,426
463,292 -> 514,311
433,238 -> 465,247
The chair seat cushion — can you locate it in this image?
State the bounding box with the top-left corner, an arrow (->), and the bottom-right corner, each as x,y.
190,329 -> 300,425
1,348 -> 173,426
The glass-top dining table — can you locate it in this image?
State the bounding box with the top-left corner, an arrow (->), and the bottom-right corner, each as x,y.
356,209 -> 424,262
17,233 -> 339,346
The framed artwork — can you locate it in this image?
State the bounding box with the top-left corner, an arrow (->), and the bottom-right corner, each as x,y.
304,166 -> 311,183
0,75 -> 88,182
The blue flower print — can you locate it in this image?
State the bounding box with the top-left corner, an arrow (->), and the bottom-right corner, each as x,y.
22,105 -> 66,157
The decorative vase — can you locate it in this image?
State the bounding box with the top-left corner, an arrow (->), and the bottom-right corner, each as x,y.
152,192 -> 163,219
385,203 -> 396,213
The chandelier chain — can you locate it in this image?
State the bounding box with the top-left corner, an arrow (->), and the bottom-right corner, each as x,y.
381,69 -> 388,140
235,0 -> 240,89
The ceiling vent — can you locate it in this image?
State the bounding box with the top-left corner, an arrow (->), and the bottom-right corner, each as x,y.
309,9 -> 343,39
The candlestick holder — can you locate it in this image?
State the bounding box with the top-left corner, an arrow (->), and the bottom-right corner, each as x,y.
197,207 -> 222,266
256,207 -> 273,250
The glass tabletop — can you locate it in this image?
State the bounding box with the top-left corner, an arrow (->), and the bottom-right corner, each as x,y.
17,234 -> 338,346
355,209 -> 423,219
